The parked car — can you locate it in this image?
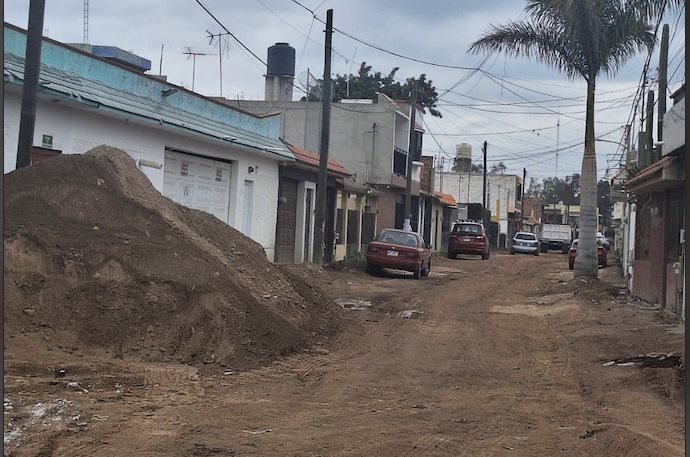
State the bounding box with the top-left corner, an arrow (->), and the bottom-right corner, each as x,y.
568,239 -> 607,270
448,220 -> 490,260
596,232 -> 611,250
366,229 -> 431,279
510,232 -> 540,256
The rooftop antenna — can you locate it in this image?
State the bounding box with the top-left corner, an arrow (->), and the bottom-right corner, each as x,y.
83,0 -> 89,43
207,30 -> 231,98
182,47 -> 211,92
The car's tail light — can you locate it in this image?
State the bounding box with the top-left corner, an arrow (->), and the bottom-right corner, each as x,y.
404,251 -> 418,258
369,246 -> 379,253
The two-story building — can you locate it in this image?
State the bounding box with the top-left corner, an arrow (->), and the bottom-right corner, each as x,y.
221,43 -> 428,258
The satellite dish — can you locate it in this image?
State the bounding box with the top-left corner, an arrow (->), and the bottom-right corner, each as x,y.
297,70 -> 321,99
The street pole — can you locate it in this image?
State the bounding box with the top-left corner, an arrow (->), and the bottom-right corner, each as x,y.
16,0 -> 46,169
658,24 -> 669,143
303,68 -> 310,149
467,167 -> 471,205
646,90 -> 655,163
313,8 -> 333,266
482,141 -> 488,226
440,156 -> 445,192
403,81 -> 418,232
521,167 -> 526,231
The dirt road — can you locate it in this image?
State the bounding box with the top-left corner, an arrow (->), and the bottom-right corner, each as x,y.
4,252 -> 684,456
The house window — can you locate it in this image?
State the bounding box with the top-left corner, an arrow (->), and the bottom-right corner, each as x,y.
215,168 -> 223,182
393,147 -> 407,176
180,162 -> 189,176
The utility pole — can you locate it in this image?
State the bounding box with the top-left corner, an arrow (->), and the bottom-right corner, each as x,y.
456,173 -> 461,206
313,8 -> 333,266
367,122 -> 376,183
555,118 -> 560,178
467,166 -> 471,205
440,157 -> 445,192
403,81 -> 418,232
624,124 -> 632,164
482,141 -> 488,225
521,167 -> 526,231
16,0 -> 46,169
303,68 -> 311,149
658,24 -> 669,143
646,90 -> 655,163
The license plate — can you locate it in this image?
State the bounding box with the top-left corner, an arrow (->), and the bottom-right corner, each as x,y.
463,238 -> 471,242
387,250 -> 399,257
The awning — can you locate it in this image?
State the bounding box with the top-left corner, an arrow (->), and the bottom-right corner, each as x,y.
624,155 -> 684,192
282,141 -> 351,177
433,192 -> 457,207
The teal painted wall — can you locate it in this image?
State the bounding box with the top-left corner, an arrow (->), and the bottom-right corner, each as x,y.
3,25 -> 281,140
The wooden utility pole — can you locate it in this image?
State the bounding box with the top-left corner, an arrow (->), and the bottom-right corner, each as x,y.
521,168 -> 526,230
482,141 -> 487,211
403,82 -> 418,232
313,9 -> 333,266
16,0 -> 46,169
658,24 -> 669,142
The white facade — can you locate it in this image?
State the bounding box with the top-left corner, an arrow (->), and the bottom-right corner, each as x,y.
4,89 -> 282,261
433,171 -> 522,230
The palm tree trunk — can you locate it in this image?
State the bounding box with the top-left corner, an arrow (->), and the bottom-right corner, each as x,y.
574,78 -> 598,277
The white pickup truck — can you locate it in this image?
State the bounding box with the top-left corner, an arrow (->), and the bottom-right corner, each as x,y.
540,224 -> 572,254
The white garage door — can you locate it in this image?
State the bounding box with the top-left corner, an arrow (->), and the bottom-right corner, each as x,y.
163,149 -> 232,224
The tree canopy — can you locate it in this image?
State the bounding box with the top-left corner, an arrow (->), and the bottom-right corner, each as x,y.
527,175 -> 581,205
331,63 -> 442,117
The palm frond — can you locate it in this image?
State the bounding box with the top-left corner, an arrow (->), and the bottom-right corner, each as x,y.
469,20 -> 587,80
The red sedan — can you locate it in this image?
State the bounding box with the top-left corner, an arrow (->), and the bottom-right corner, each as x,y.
366,229 -> 431,279
568,239 -> 607,270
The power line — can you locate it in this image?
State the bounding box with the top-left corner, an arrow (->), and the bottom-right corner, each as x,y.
194,0 -> 267,66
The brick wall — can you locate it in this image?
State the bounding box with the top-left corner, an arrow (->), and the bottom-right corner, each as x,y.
420,156 -> 434,192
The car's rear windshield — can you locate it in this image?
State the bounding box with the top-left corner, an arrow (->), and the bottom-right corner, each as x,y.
377,230 -> 419,247
453,224 -> 481,235
516,233 -> 536,240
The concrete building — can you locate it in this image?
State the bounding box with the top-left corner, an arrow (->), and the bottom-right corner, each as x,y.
220,47 -> 433,256
625,83 -> 685,318
3,23 -> 294,261
433,170 -> 523,247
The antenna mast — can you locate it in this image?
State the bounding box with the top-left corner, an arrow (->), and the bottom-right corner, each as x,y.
83,0 -> 89,43
182,48 -> 210,92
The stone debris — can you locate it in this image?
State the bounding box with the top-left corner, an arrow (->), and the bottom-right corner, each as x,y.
334,298 -> 372,311
398,310 -> 424,319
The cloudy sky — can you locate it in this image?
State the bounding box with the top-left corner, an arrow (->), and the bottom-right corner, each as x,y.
4,0 -> 685,181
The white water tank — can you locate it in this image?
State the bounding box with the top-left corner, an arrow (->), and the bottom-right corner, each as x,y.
455,143 -> 472,160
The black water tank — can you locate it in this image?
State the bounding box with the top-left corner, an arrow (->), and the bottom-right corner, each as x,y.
267,43 -> 295,76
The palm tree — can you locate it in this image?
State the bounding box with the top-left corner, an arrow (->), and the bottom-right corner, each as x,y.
469,0 -> 675,277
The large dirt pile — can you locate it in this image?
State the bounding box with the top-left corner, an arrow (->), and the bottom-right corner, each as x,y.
4,146 -> 341,370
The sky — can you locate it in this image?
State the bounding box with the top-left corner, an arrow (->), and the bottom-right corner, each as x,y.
4,0 -> 686,182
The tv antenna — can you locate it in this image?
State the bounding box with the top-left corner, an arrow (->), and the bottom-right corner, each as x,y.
182,47 -> 211,91
207,30 -> 232,98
